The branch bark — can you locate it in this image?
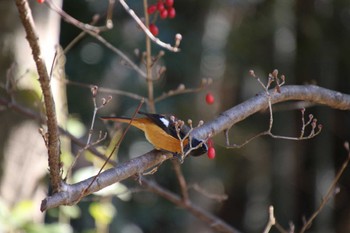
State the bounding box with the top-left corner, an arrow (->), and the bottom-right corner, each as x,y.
40,150 -> 172,211
192,85 -> 350,140
15,0 -> 61,192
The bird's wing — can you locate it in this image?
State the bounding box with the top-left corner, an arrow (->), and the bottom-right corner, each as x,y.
138,111 -> 175,136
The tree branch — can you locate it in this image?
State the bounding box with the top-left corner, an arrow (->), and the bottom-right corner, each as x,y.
40,150 -> 172,211
300,142 -> 350,233
15,0 -> 61,192
140,178 -> 241,233
192,85 -> 350,140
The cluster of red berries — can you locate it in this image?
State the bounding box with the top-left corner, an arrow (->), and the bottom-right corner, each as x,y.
148,0 -> 176,36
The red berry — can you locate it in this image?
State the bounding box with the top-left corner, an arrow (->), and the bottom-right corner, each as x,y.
165,0 -> 174,7
37,0 -> 45,3
205,93 -> 215,105
208,147 -> 216,159
168,7 -> 176,18
147,5 -> 157,14
149,24 -> 159,36
160,9 -> 168,19
157,1 -> 165,11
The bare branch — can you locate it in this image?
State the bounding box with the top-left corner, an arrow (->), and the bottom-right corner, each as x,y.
63,14 -> 101,54
64,79 -> 146,102
65,132 -> 107,180
300,141 -> 350,233
86,86 -> 112,145
263,206 -> 276,233
142,0 -> 155,112
40,150 -> 172,211
45,0 -> 147,78
154,78 -> 212,103
84,100 -> 144,194
0,96 -> 113,166
15,0 -> 61,192
225,71 -> 322,148
119,0 -> 181,52
190,184 -> 228,202
140,177 -> 241,233
192,85 -> 350,141
172,160 -> 190,203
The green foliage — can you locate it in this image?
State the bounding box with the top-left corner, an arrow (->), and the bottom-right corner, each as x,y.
0,199 -> 73,233
89,202 -> 116,226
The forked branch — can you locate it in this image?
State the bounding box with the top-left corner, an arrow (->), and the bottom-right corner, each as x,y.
225,71 -> 322,148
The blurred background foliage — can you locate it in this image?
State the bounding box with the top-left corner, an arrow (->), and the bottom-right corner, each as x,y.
1,0 -> 350,232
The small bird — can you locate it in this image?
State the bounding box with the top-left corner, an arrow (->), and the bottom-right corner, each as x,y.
101,111 -> 207,158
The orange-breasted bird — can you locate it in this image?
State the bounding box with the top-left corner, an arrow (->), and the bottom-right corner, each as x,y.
101,111 -> 208,157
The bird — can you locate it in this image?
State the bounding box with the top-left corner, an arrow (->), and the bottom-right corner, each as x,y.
100,111 -> 208,158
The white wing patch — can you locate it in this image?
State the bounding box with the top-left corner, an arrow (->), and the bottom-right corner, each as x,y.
159,117 -> 170,127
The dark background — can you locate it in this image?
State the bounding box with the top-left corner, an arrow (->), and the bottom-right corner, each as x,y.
59,0 -> 350,232
1,0 -> 350,232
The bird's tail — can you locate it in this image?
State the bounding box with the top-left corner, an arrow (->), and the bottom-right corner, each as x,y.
100,116 -> 133,124
100,116 -> 148,131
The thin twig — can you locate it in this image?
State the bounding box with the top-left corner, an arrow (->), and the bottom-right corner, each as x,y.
300,142 -> 350,233
224,72 -> 322,149
140,177 -> 241,233
63,79 -> 146,102
224,103 -> 322,149
263,206 -> 276,233
119,0 -> 181,52
174,119 -> 207,161
0,96 -> 115,166
65,132 -> 107,180
172,160 -> 190,203
83,100 -> 145,195
45,0 -> 113,33
46,0 -> 147,78
190,184 -> 228,202
154,79 -> 212,103
86,86 -> 112,145
63,14 -> 101,54
142,0 -> 155,113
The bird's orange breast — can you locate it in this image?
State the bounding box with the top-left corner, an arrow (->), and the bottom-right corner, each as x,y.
134,118 -> 188,153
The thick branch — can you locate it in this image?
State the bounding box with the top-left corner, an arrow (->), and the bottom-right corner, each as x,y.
40,150 -> 172,211
192,85 -> 350,140
15,0 -> 61,192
